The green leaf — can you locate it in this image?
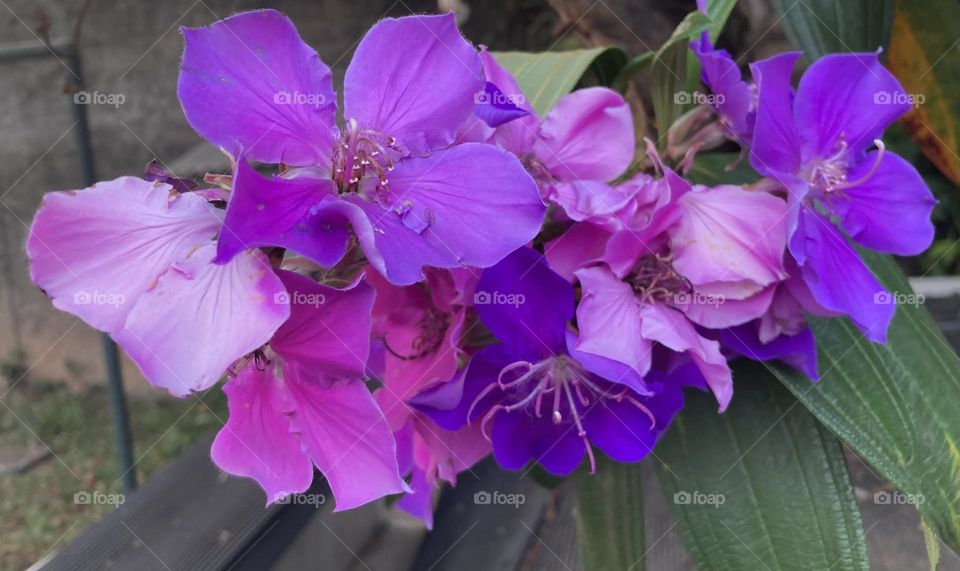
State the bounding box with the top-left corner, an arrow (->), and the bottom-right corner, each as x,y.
702,0 -> 738,42
686,152 -> 759,186
616,10 -> 710,95
771,0 -> 894,61
575,456 -> 645,571
656,364 -> 869,570
492,48 -> 627,115
647,11 -> 713,149
771,251 -> 960,553
888,0 -> 960,186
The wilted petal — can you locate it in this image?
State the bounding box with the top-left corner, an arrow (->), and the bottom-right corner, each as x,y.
546,180 -> 639,222
835,151 -> 936,255
285,371 -> 408,511
575,266 -> 653,383
343,14 -> 483,156
27,177 -> 220,333
114,246 -> 289,396
671,185 -> 788,294
639,303 -> 732,411
211,365 -> 313,504
178,9 -> 338,165
216,160 -> 349,267
533,87 -> 634,182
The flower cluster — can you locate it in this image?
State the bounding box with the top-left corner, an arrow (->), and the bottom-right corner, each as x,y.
26,10 -> 935,526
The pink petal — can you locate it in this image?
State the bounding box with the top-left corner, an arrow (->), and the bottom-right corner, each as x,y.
271,271 -> 375,382
285,370 -> 409,511
671,185 -> 788,296
640,304 -> 732,411
211,365 -> 314,504
27,177 -> 220,333
114,245 -> 288,396
574,266 -> 653,382
533,87 -> 635,182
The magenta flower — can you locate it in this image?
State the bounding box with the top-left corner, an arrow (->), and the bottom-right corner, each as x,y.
473,49 -> 637,222
27,177 -> 289,396
366,268 -> 489,527
749,51 -> 936,342
547,157 -> 789,410
177,10 -> 545,285
413,248 -> 684,475
211,271 -> 408,510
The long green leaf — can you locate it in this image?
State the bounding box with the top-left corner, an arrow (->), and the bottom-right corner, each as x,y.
888,0 -> 960,186
492,47 -> 627,115
613,10 -> 711,92
575,457 -> 645,571
657,364 -> 869,570
772,251 -> 960,555
649,12 -> 712,144
771,0 -> 894,61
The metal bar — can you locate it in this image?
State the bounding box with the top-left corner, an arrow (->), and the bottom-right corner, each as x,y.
62,45 -> 138,492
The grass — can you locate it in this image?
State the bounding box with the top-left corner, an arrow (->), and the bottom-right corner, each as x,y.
0,381 -> 227,570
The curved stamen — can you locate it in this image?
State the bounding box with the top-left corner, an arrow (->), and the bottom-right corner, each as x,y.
830,139 -> 886,191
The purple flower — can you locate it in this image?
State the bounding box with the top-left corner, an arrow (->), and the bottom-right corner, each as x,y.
413,248 -> 683,476
211,272 -> 408,510
177,10 -> 545,285
689,21 -> 755,145
27,177 -> 289,396
749,51 -> 936,342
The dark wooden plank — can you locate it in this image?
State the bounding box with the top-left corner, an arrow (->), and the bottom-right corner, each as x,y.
43,432 -> 280,571
411,458 -> 550,571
